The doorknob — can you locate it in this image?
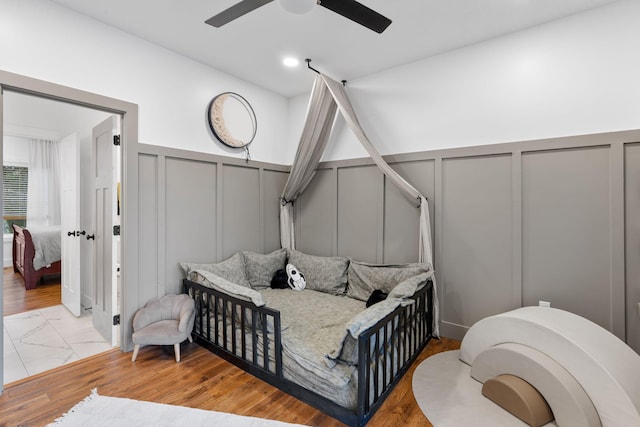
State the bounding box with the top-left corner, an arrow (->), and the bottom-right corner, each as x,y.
78,230 -> 86,236
87,234 -> 95,240
67,231 -> 76,237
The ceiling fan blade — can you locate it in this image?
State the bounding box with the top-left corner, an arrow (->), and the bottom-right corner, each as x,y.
319,0 -> 391,33
205,0 -> 274,27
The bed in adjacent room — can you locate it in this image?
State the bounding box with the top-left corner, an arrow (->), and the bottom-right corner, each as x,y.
12,224 -> 62,290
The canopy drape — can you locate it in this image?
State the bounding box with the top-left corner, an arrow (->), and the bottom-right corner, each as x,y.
280,74 -> 439,336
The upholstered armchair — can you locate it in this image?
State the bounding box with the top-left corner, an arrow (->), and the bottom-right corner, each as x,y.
131,293 -> 195,362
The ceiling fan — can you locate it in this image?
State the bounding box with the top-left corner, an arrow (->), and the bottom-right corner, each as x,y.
205,0 -> 392,34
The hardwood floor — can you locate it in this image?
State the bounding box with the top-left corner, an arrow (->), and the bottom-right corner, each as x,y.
0,336 -> 461,427
1,266 -> 461,425
3,267 -> 61,316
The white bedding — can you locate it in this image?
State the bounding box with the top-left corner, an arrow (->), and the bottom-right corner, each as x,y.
28,225 -> 62,270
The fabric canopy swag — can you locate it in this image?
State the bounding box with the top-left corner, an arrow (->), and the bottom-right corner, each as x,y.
280,74 -> 440,336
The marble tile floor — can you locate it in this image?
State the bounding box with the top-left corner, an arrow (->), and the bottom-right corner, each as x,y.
3,304 -> 113,385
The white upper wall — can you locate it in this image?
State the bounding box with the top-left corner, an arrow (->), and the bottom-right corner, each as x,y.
0,0 -> 290,164
3,136 -> 29,165
3,1 -> 639,165
287,0 -> 640,163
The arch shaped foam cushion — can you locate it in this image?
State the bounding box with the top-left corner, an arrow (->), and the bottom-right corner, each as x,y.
131,294 -> 195,362
460,307 -> 640,426
472,343 -> 600,427
481,374 -> 554,427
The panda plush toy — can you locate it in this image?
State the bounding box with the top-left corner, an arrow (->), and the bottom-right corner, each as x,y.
286,263 -> 306,291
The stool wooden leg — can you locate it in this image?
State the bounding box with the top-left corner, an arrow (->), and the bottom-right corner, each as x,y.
174,343 -> 180,362
132,344 -> 140,362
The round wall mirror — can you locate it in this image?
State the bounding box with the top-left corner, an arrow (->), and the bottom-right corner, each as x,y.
207,92 -> 257,148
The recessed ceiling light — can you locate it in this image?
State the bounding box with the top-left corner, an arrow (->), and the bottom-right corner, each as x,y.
283,57 -> 300,67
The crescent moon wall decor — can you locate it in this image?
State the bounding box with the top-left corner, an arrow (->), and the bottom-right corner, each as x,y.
207,92 -> 257,149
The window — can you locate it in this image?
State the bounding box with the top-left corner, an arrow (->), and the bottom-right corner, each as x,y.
3,165 -> 28,234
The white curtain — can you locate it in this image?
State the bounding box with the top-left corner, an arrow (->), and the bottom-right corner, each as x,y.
280,74 -> 440,336
27,138 -> 61,227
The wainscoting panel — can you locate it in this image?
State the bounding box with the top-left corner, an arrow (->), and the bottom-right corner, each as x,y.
221,165 -> 261,258
136,144 -> 288,297
440,155 -> 514,329
522,146 -> 612,330
295,131 -> 640,348
134,131 -> 640,351
625,143 -> 640,351
137,154 -> 159,305
384,160 -> 435,264
164,157 -> 217,293
337,165 -> 383,263
296,168 -> 336,257
262,170 -> 289,253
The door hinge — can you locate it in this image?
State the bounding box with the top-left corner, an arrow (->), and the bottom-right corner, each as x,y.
113,135 -> 121,146
113,314 -> 120,325
113,225 -> 121,236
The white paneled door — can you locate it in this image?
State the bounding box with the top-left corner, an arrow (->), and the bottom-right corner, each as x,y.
91,116 -> 119,345
59,133 -> 81,317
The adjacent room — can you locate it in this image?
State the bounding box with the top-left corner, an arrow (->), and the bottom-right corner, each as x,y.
1,0 -> 639,426
2,92 -> 119,384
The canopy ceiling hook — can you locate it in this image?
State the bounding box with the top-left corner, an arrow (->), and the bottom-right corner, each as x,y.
305,58 -> 347,86
305,58 -> 320,74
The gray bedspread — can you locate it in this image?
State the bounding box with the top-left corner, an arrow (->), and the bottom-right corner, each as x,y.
191,273 -> 422,410
260,288 -> 364,408
29,226 -> 62,271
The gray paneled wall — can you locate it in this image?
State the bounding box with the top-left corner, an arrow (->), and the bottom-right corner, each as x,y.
295,131 -> 640,353
441,154 -> 514,329
134,131 -> 640,352
136,144 -> 289,297
521,147 -> 612,330
296,168 -> 335,257
384,160 -> 435,264
337,165 -> 382,263
625,143 -> 640,353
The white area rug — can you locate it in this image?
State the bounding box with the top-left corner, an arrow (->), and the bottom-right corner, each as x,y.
412,350 -> 557,427
47,389 -> 309,427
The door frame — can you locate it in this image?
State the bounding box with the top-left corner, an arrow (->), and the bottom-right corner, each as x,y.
0,70 -> 140,395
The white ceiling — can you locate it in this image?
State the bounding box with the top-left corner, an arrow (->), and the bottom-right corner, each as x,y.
50,0 -> 618,97
3,91 -> 111,140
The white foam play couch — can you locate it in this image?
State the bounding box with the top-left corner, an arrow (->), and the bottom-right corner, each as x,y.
459,307 -> 640,427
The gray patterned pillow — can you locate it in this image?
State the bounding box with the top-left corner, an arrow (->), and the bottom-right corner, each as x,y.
287,249 -> 349,295
179,252 -> 250,288
346,261 -> 431,301
191,270 -> 264,307
241,248 -> 287,290
387,271 -> 432,299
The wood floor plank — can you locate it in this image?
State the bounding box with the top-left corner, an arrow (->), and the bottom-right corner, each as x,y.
0,337 -> 461,426
3,267 -> 61,316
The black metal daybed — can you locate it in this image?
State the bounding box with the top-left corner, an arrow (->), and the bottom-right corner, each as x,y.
183,264 -> 433,427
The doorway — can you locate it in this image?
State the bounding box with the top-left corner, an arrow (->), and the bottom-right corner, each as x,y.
2,92 -> 119,383
0,71 -> 139,395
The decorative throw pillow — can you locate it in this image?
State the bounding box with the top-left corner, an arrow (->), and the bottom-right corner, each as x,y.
287,248 -> 349,295
387,271 -> 432,299
366,290 -> 388,307
241,248 -> 287,290
179,252 -> 250,288
346,261 -> 431,301
325,298 -> 404,367
270,269 -> 289,289
191,270 -> 264,307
